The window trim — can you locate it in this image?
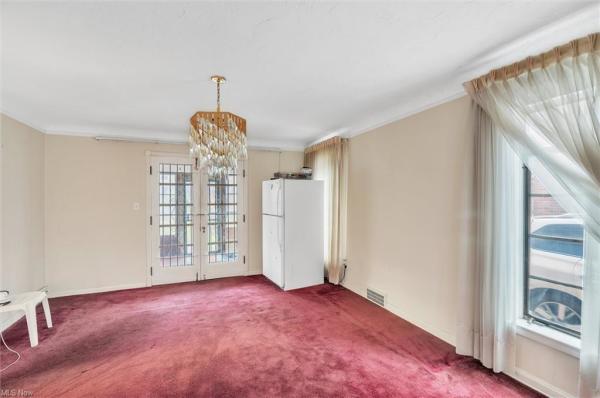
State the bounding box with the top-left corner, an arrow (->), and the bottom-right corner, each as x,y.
516,318 -> 580,358
522,166 -> 582,338
523,166 -> 531,324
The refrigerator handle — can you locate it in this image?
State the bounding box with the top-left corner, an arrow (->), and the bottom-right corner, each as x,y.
277,216 -> 282,252
277,183 -> 282,216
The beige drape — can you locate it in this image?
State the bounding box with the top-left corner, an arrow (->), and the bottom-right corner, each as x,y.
304,136 -> 348,284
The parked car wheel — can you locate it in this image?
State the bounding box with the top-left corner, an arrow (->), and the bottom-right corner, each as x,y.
529,288 -> 581,327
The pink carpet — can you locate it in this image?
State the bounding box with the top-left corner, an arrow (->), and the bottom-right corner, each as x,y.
1,276 -> 539,397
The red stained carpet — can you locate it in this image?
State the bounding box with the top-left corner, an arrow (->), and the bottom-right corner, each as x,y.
0,276 -> 540,397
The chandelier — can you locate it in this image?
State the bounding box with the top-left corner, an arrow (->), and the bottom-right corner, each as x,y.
189,75 -> 247,177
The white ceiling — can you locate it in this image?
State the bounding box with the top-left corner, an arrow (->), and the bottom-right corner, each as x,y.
1,1 -> 598,149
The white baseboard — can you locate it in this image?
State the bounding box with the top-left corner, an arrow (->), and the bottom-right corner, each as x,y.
384,298 -> 455,346
341,280 -> 455,346
508,368 -> 576,398
48,283 -> 147,298
246,270 -> 263,276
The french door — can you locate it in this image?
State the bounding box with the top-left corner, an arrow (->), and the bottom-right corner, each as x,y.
148,154 -> 247,285
149,155 -> 200,285
199,162 -> 248,279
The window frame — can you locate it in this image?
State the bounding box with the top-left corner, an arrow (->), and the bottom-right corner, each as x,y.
522,166 -> 583,338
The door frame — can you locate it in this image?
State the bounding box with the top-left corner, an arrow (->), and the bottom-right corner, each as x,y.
145,152 -> 249,286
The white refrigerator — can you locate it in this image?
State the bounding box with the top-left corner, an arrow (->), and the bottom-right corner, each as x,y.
262,179 -> 324,290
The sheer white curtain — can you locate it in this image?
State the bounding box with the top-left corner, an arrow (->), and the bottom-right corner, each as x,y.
465,33 -> 600,397
304,137 -> 349,284
467,35 -> 600,242
456,106 -> 522,373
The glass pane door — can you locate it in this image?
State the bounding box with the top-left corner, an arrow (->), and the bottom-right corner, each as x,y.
150,156 -> 200,285
207,171 -> 239,263
159,163 -> 194,266
200,162 -> 247,279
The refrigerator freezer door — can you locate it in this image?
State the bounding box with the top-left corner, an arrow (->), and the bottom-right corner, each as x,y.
262,214 -> 284,288
282,179 -> 325,290
262,179 -> 283,216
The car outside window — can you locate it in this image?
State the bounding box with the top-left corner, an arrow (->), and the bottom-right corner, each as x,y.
524,167 -> 584,337
530,224 -> 584,258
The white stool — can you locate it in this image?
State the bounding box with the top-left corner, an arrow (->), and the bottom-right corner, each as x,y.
0,291 -> 53,347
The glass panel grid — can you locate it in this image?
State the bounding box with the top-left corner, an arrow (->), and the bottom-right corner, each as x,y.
207,171 -> 239,263
159,163 -> 194,267
525,168 -> 584,336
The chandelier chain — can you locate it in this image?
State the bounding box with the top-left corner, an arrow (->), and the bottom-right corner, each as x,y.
216,79 -> 221,113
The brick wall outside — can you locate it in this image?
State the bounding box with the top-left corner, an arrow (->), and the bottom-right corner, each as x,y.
531,175 -> 567,217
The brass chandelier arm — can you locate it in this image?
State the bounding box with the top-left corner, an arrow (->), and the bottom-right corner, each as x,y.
189,111 -> 246,134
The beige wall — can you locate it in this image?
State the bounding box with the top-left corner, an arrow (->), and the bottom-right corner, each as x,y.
43,136 -> 303,295
1,115 -> 46,295
344,96 -> 473,344
247,150 -> 304,275
0,115 -> 46,330
44,135 -> 187,295
343,95 -> 578,397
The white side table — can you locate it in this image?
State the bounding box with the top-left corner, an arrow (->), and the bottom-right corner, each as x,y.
0,291 -> 53,347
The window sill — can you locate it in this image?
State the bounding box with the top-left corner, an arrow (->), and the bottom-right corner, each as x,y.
516,319 -> 580,359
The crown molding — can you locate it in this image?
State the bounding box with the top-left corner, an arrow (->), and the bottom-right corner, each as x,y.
246,138 -> 305,152
45,126 -> 188,144
1,109 -> 305,151
311,3 -> 599,143
94,136 -> 187,145
48,128 -> 305,151
0,111 -> 307,151
0,109 -> 48,134
343,90 -> 467,140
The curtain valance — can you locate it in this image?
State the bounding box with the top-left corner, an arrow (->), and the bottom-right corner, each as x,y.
466,33 -> 598,93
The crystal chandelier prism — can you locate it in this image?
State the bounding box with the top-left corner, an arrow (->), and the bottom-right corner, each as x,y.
189,75 -> 247,177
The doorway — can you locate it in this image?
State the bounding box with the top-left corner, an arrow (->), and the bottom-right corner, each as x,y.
147,153 -> 247,285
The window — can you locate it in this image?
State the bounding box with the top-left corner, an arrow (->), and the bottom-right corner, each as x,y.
207,170 -> 239,263
159,163 -> 194,267
524,167 -> 584,336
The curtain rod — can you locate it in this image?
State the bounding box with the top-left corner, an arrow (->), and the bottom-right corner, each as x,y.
94,136 -> 294,152
94,136 -> 187,145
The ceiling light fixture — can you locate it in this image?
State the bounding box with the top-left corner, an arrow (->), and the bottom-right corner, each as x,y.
189,75 -> 247,177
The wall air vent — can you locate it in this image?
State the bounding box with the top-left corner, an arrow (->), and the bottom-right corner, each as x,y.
366,288 -> 385,307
